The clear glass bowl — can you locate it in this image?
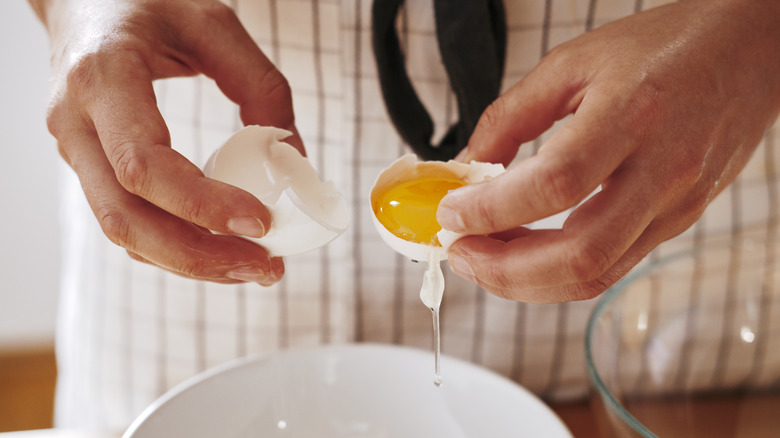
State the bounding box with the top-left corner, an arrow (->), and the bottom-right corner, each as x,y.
586,231 -> 780,437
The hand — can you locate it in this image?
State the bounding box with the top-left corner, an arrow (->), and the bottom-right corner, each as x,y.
30,0 -> 302,285
436,0 -> 780,303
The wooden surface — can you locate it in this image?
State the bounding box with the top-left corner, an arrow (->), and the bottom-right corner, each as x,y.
0,431 -> 118,438
614,393 -> 780,438
551,401 -> 601,437
0,348 -> 598,436
4,348 -> 779,437
0,349 -> 56,433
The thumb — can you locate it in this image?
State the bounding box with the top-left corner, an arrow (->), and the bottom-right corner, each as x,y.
439,58 -> 610,235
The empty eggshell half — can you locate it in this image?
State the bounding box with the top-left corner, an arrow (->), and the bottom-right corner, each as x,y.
370,154 -> 505,262
204,125 -> 350,257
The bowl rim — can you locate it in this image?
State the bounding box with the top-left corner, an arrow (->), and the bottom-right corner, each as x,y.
123,342 -> 573,438
586,232 -> 780,436
583,242 -> 728,438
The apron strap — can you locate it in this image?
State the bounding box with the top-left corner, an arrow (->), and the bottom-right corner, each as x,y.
372,0 -> 507,161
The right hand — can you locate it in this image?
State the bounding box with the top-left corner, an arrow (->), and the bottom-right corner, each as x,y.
31,0 -> 302,285
436,0 -> 780,303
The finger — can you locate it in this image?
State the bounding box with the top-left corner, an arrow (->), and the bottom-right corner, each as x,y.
461,55 -> 586,166
446,168 -> 655,301
438,95 -> 635,235
125,249 -> 238,284
553,192 -> 710,302
472,217 -> 680,303
177,4 -> 305,154
128,247 -> 285,287
78,52 -> 273,239
487,226 -> 534,242
63,129 -> 284,285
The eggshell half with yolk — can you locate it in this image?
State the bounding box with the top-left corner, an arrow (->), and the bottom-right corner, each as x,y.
370,154 -> 505,262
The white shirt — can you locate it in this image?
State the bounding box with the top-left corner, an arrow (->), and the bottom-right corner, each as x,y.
54,0 -> 780,431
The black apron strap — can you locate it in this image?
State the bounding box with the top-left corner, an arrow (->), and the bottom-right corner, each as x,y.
372,0 -> 507,161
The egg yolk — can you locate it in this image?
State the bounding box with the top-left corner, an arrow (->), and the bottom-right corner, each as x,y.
373,177 -> 466,245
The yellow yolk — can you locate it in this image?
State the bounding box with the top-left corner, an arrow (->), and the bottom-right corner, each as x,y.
373,177 -> 466,246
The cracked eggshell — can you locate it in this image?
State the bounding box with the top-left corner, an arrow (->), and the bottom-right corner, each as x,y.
204,125 -> 350,257
369,154 -> 505,262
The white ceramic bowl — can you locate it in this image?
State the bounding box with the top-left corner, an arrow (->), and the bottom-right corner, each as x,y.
124,344 -> 572,438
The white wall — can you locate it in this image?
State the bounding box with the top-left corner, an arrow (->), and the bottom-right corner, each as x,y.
0,1 -> 61,349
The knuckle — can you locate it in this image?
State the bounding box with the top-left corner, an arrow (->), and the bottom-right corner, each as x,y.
486,284 -> 514,302
667,151 -> 707,189
566,266 -> 626,301
112,143 -> 150,195
64,55 -> 98,97
44,98 -> 69,138
538,43 -> 581,80
543,43 -> 574,64
482,262 -> 517,295
686,185 -> 711,213
533,157 -> 586,212
470,195 -> 501,232
539,49 -> 568,77
184,2 -> 242,49
63,37 -> 148,93
98,208 -> 133,248
42,92 -> 82,168
253,69 -> 295,127
260,69 -> 293,103
197,0 -> 237,22
126,250 -> 148,264
674,187 -> 710,225
648,150 -> 711,215
45,103 -> 76,165
178,256 -> 210,279
176,192 -> 207,223
565,240 -> 614,283
625,78 -> 666,125
479,98 -> 509,133
55,141 -> 72,166
564,281 -> 608,302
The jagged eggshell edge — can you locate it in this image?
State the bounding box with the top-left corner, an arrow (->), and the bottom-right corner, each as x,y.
204,125 -> 350,257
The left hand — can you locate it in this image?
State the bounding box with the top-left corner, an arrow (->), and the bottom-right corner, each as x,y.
32,0 -> 301,285
436,0 -> 780,303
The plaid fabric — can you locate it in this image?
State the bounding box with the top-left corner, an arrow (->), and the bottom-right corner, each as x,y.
53,0 -> 779,431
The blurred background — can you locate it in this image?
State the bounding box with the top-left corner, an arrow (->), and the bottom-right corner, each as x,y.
0,0 -> 61,432
0,1 -> 603,435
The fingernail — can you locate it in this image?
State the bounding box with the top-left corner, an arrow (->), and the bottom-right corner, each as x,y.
227,216 -> 266,238
448,254 -> 475,282
269,257 -> 284,283
226,265 -> 269,283
436,204 -> 466,233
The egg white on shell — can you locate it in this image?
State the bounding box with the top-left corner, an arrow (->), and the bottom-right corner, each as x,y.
204,125 -> 350,257
370,154 -> 505,262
